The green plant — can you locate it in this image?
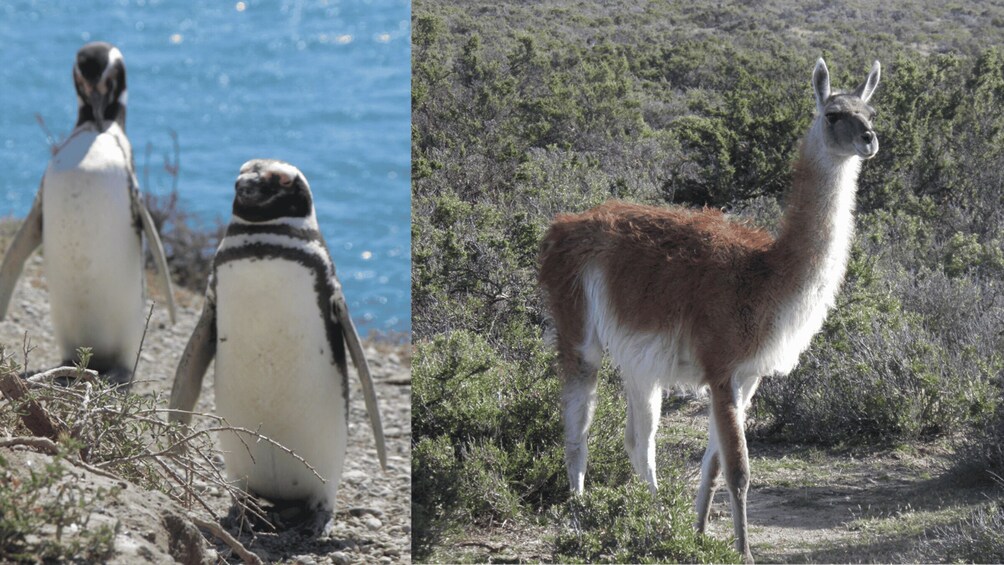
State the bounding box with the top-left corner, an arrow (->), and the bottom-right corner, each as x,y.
412,330 -> 633,557
925,501 -> 1004,563
0,449 -> 118,562
552,472 -> 739,563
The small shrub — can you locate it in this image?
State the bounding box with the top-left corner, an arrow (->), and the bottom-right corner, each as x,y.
924,502 -> 1004,563
0,346 -> 266,558
412,435 -> 461,554
0,449 -> 118,562
144,188 -> 225,292
551,471 -> 739,564
956,375 -> 1004,480
412,329 -> 633,557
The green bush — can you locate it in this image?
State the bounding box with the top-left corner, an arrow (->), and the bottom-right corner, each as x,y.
0,450 -> 117,562
552,475 -> 739,564
752,246 -> 1000,444
412,330 -> 634,556
956,375 -> 1004,481
924,502 -> 1004,563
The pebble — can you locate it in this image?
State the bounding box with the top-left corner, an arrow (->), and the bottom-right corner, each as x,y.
364,516 -> 382,531
342,470 -> 367,485
330,551 -> 350,565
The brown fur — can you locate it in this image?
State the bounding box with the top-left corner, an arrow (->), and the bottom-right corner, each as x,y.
539,139 -> 847,382
539,200 -> 778,378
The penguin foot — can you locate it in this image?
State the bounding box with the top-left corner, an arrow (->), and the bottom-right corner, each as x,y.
306,506 -> 335,538
223,499 -> 259,534
103,365 -> 134,388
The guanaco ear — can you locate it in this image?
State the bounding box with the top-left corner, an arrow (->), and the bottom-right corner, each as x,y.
853,60 -> 881,102
813,58 -> 830,112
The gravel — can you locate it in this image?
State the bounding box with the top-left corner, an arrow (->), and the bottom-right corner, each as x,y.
0,234 -> 412,564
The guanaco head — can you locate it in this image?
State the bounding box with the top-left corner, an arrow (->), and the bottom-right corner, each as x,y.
813,58 -> 880,159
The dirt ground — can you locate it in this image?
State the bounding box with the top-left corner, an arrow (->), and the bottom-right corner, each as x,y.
671,398 -> 991,564
427,396 -> 998,564
0,231 -> 412,564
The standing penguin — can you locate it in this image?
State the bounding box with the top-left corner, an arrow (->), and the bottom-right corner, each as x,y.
169,159 -> 387,532
0,42 -> 176,384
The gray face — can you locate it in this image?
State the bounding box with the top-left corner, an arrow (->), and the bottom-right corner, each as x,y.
812,59 -> 881,160
820,94 -> 878,159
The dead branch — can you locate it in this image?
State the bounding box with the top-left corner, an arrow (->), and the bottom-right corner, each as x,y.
153,456 -> 219,520
0,370 -> 65,440
126,302 -> 156,395
26,366 -> 100,385
97,424 -> 325,483
190,515 -> 263,565
0,436 -> 59,453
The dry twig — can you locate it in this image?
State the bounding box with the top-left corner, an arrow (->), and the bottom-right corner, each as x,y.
26,366 -> 100,385
0,368 -> 65,440
190,515 -> 263,565
0,435 -> 59,453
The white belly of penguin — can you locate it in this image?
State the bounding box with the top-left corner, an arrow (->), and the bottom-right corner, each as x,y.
42,128 -> 144,367
214,257 -> 347,506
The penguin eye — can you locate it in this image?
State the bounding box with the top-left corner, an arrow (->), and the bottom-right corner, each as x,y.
265,171 -> 294,187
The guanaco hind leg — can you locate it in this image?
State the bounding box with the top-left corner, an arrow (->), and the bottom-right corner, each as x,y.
694,414 -> 722,532
561,355 -> 600,494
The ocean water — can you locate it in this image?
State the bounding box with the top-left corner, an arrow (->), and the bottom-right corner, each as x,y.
0,0 -> 411,336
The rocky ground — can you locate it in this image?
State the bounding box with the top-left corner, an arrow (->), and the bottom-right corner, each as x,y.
0,227 -> 411,564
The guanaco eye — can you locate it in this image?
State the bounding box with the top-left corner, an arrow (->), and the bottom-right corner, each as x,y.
825,113 -> 840,124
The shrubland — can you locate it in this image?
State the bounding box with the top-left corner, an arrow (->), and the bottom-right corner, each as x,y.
412,0 -> 1004,561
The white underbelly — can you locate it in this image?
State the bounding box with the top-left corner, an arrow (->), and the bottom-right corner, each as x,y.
42,130 -> 144,366
214,258 -> 347,504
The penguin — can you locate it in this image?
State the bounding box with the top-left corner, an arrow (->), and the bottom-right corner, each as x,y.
0,42 -> 177,385
169,159 -> 387,532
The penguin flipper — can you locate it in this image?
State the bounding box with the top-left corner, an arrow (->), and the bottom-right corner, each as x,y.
169,297 -> 216,425
133,192 -> 178,325
0,190 -> 43,320
330,278 -> 387,470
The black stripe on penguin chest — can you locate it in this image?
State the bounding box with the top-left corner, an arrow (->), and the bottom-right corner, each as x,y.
213,241 -> 349,415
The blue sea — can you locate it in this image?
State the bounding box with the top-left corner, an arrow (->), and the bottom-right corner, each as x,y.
0,0 -> 411,337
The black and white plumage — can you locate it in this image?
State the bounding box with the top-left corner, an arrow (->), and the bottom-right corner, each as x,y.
0,41 -> 176,384
169,159 -> 386,529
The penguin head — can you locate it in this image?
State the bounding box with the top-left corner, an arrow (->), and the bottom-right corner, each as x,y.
73,42 -> 127,131
232,159 -> 315,223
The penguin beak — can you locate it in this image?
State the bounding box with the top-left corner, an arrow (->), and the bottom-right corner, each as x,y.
89,89 -> 108,130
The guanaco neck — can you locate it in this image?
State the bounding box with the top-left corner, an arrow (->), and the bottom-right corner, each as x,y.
767,117 -> 861,303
